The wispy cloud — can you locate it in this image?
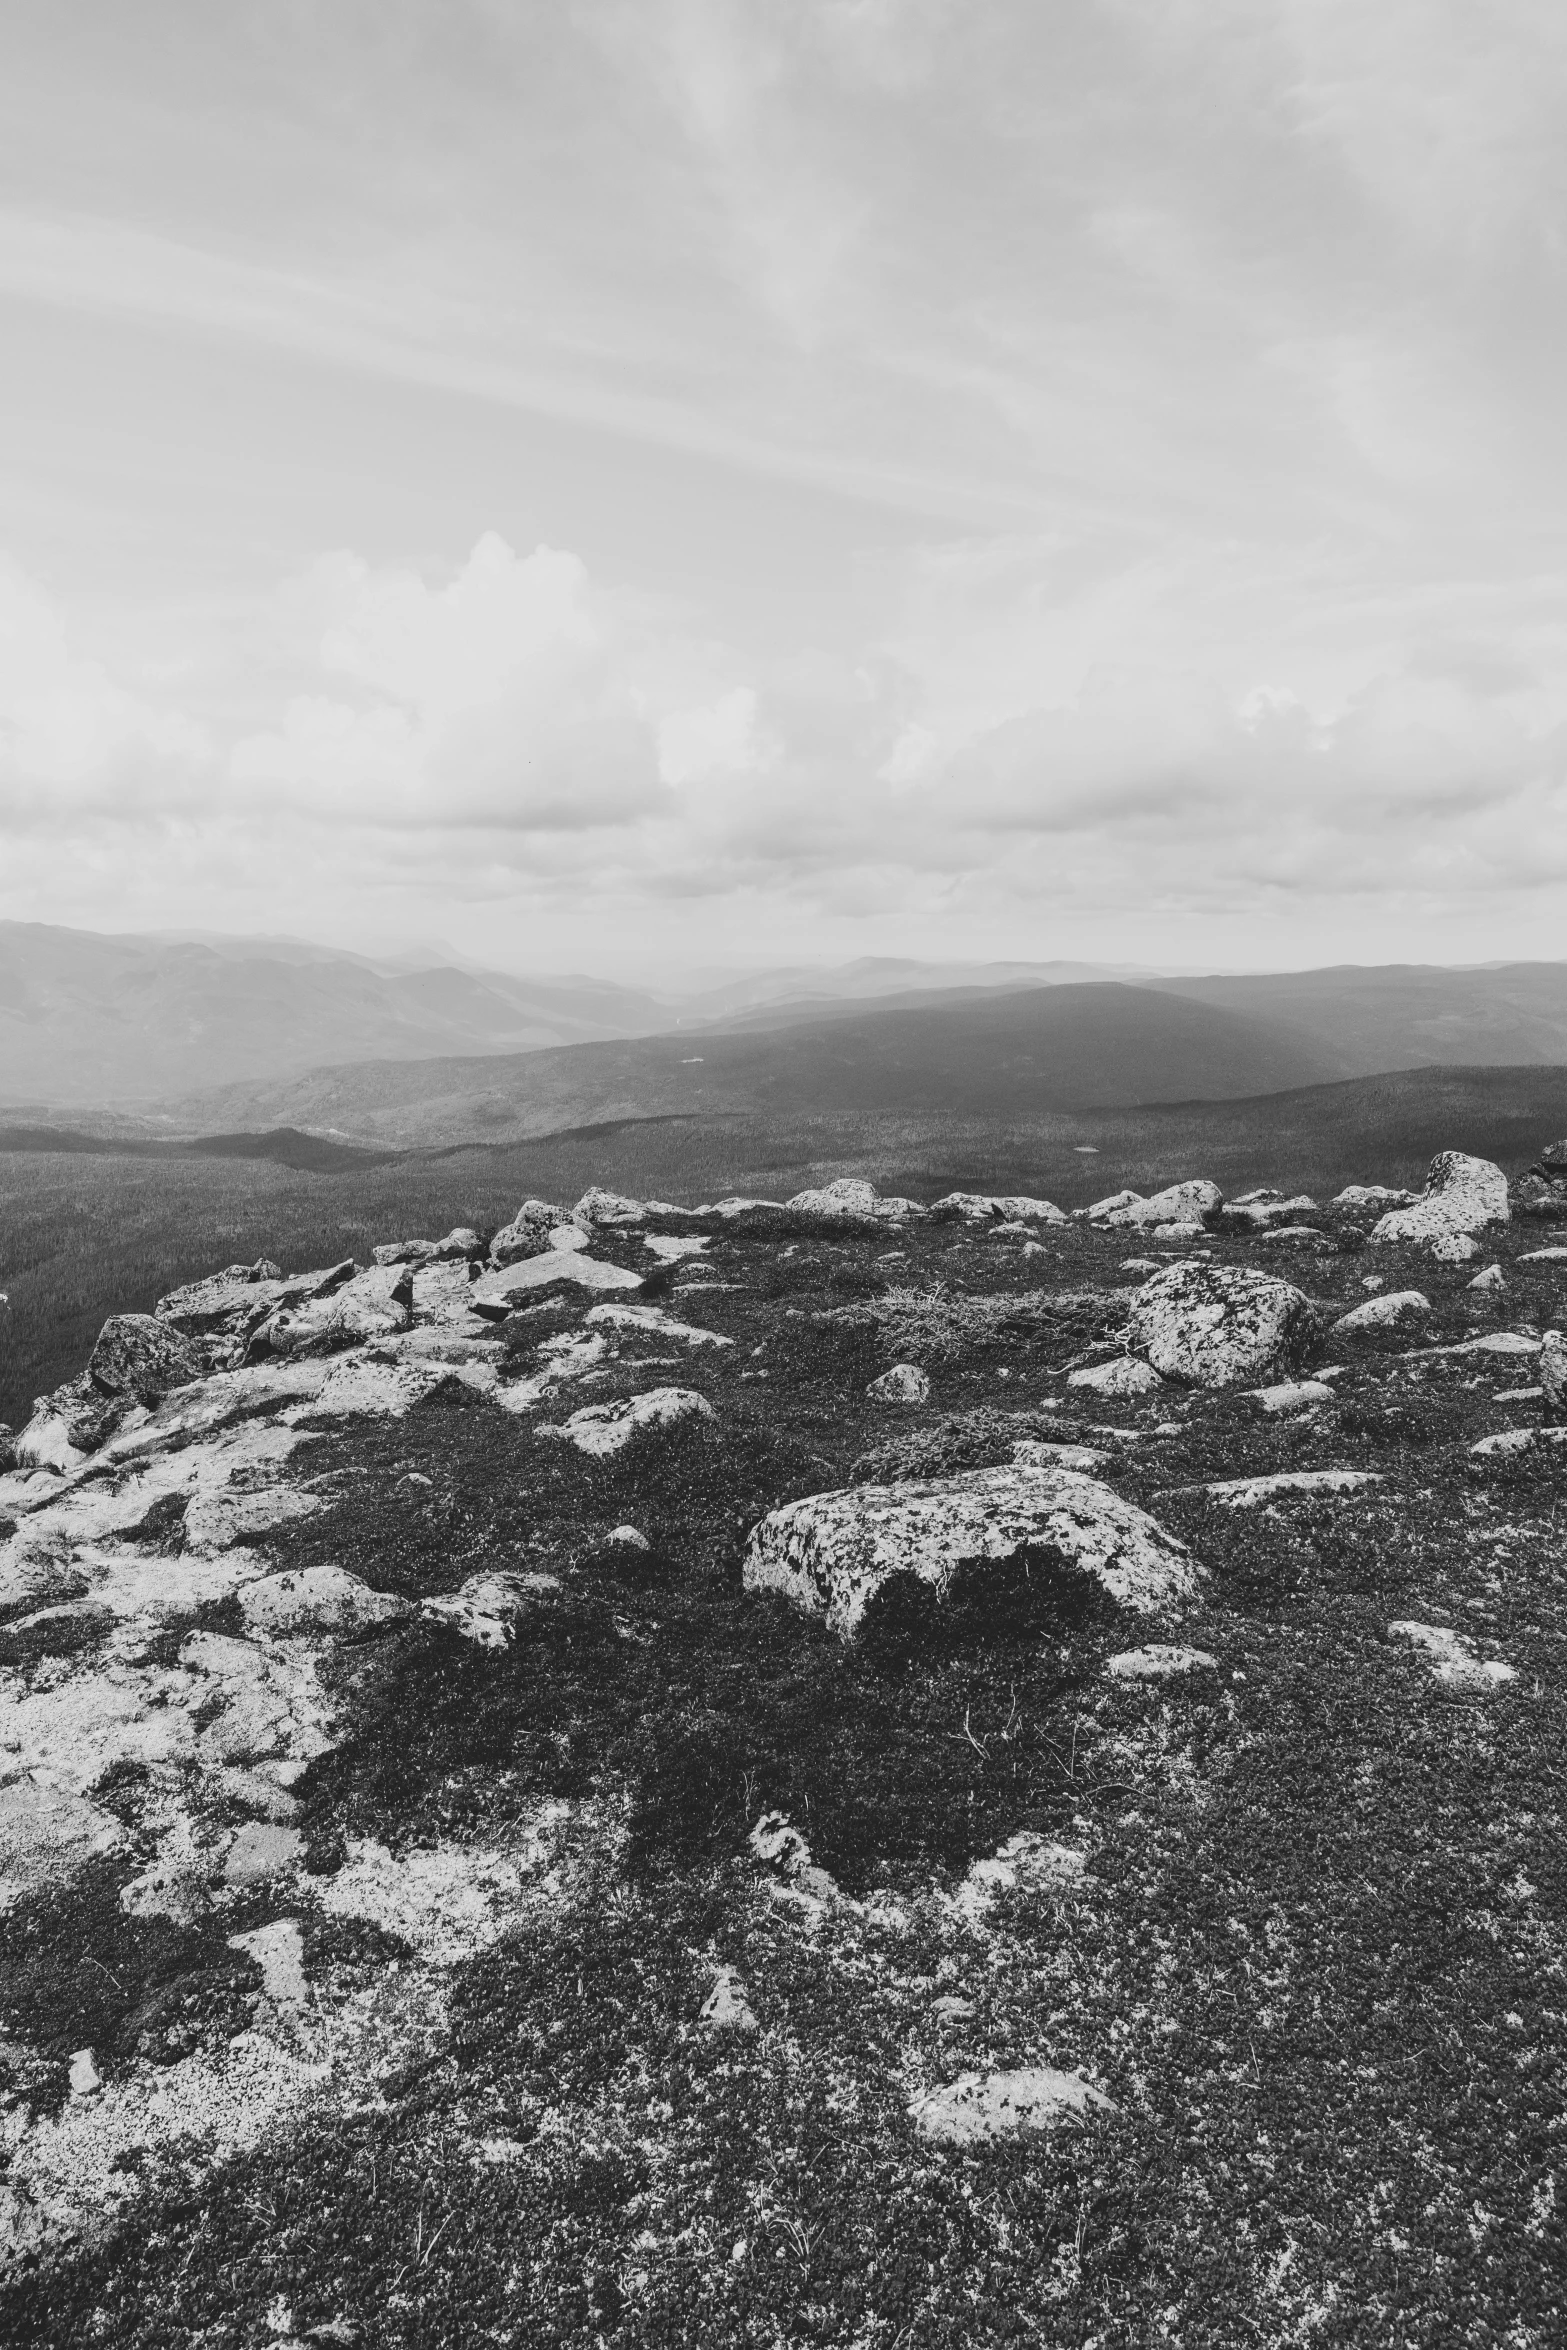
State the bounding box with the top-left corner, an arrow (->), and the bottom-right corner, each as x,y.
3,2 -> 1567,964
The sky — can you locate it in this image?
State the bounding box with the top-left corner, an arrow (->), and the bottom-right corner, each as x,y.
2,0 -> 1567,980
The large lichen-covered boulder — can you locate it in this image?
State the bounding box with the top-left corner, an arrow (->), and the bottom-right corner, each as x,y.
743,1463 -> 1198,1638
89,1314 -> 203,1404
1371,1152 -> 1509,1249
1126,1261 -> 1314,1388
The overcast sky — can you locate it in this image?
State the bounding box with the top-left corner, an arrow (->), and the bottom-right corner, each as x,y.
3,1 -> 1566,978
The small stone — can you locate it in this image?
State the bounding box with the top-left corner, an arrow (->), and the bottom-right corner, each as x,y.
68,2048 -> 101,2098
868,1363 -> 931,1404
699,1964 -> 758,2033
1541,1330 -> 1566,1414
1249,1379 -> 1335,1415
1107,1643 -> 1217,1679
1468,1265 -> 1505,1292
911,2065 -> 1115,2145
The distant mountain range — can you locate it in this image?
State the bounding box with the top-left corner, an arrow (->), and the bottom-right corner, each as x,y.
2,921 -> 1565,1137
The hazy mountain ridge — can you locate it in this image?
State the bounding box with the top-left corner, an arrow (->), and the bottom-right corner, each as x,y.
149,982 -> 1342,1147
4,924 -> 1567,1129
0,922 -> 670,1102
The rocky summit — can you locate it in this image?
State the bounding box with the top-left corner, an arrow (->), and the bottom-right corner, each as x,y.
1,1150 -> 1565,2348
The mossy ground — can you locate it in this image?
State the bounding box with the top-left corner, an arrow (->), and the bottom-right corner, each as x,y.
3,1207 -> 1564,2346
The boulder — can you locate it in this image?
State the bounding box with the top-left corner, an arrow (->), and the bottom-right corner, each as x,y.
489,1201 -> 566,1266
15,1375 -> 125,1470
1467,1264 -> 1505,1293
1513,1172 -> 1567,1221
247,1265 -> 411,1359
237,1566 -> 409,1638
572,1186 -> 647,1230
743,1462 -> 1199,1639
1371,1152 -> 1509,1249
1431,1232 -> 1479,1264
1542,1331 -> 1567,1416
1125,1262 -> 1314,1389
1081,1189 -> 1144,1221
1217,1195 -> 1319,1232
1333,1185 -> 1417,1213
868,1363 -> 931,1404
1095,1179 -> 1222,1229
539,1387 -> 714,1456
88,1314 -> 203,1405
931,1192 -> 1064,1225
787,1178 -> 918,1222
1543,1137 -> 1567,1176
374,1227 -> 481,1268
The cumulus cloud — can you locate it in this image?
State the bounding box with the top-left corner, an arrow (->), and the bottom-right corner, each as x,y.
3,524 -> 1567,963
0,557 -> 208,821
233,534 -> 668,831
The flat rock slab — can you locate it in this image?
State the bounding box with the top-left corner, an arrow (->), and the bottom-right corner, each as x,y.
471,1254 -> 644,1306
911,2065 -> 1115,2145
743,1463 -> 1198,1638
1068,1356 -> 1162,1396
1332,1290 -> 1430,1333
1177,1468 -> 1382,1508
1126,1261 -> 1314,1389
1389,1620 -> 1517,1690
1471,1426 -> 1567,1458
421,1571 -> 562,1647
